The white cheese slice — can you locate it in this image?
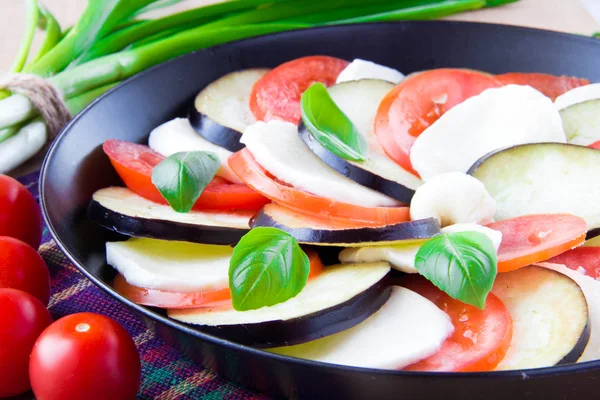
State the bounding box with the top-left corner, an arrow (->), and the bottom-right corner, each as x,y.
270,286 -> 453,369
338,223 -> 501,274
240,120 -> 400,207
537,262 -> 600,362
410,172 -> 497,227
555,83 -> 600,110
148,118 -> 241,183
410,85 -> 566,181
106,238 -> 232,293
336,59 -> 405,84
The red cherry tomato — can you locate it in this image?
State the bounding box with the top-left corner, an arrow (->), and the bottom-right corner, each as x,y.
0,175 -> 42,249
374,69 -> 498,175
589,140 -> 600,150
30,313 -> 141,400
0,236 -> 50,305
488,214 -> 587,272
249,55 -> 349,124
103,139 -> 269,211
401,276 -> 512,372
0,288 -> 53,397
494,72 -> 589,100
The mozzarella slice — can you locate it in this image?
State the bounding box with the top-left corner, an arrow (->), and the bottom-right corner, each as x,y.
148,118 -> 241,183
555,83 -> 600,111
336,59 -> 405,85
410,85 -> 566,180
240,120 -> 400,207
339,241 -> 424,274
106,237 -> 232,293
270,286 -> 453,369
410,172 -> 496,227
339,223 -> 501,274
0,119 -> 47,174
537,262 -> 600,362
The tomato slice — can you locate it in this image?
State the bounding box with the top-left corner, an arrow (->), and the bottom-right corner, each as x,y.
103,139 -> 269,211
547,247 -> 600,279
488,214 -> 587,273
113,249 -> 324,309
589,140 -> 600,150
401,276 -> 512,372
229,149 -> 410,226
494,72 -> 589,100
374,69 -> 498,175
249,55 -> 349,124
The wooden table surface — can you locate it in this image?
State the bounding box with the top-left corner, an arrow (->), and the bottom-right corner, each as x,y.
1,0 -> 599,74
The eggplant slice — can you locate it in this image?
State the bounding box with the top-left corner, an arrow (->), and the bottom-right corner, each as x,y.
469,143 -> 600,234
269,286 -> 453,369
492,265 -> 590,370
88,187 -> 251,245
252,203 -> 440,246
168,262 -> 392,348
189,68 -> 270,152
298,79 -> 421,204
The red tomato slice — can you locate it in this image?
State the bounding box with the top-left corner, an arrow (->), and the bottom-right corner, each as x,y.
547,247 -> 600,279
249,55 -> 349,124
103,139 -> 269,211
113,249 -> 324,309
229,149 -> 410,226
494,72 -> 589,100
488,214 -> 587,273
589,140 -> 600,150
374,69 -> 498,175
402,276 -> 512,372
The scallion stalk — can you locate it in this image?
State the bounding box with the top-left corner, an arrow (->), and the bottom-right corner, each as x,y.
10,0 -> 39,73
31,5 -> 62,63
65,82 -> 119,115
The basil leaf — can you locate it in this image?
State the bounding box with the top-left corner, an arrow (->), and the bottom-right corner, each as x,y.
415,231 -> 497,309
301,82 -> 367,162
229,227 -> 310,311
151,151 -> 219,213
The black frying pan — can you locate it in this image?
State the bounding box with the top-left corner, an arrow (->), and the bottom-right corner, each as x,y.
40,21 -> 600,400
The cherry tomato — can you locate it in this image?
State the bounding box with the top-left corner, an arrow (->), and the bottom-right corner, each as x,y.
494,72 -> 589,100
229,149 -> 410,226
103,139 -> 269,211
489,214 -> 587,272
547,246 -> 600,279
30,313 -> 141,400
402,276 -> 512,372
0,236 -> 50,305
249,55 -> 349,124
0,175 -> 42,249
113,249 -> 324,308
374,69 -> 498,175
0,288 -> 52,397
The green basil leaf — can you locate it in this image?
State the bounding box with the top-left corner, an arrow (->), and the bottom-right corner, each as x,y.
415,231 -> 497,309
229,227 -> 310,311
301,82 -> 367,161
151,151 -> 219,213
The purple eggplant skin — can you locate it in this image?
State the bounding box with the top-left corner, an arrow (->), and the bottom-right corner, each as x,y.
556,320 -> 591,365
88,199 -> 248,246
192,273 -> 392,348
188,108 -> 245,152
252,206 -> 440,246
298,122 -> 415,204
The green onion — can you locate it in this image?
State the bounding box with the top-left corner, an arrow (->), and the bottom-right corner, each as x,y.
77,0 -> 278,64
24,0 -> 160,76
130,0 -> 186,17
65,83 -> 119,115
50,23 -> 309,99
31,5 -> 62,63
10,0 -> 39,73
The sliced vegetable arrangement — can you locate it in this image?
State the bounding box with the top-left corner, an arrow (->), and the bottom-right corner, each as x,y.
89,54 -> 600,374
